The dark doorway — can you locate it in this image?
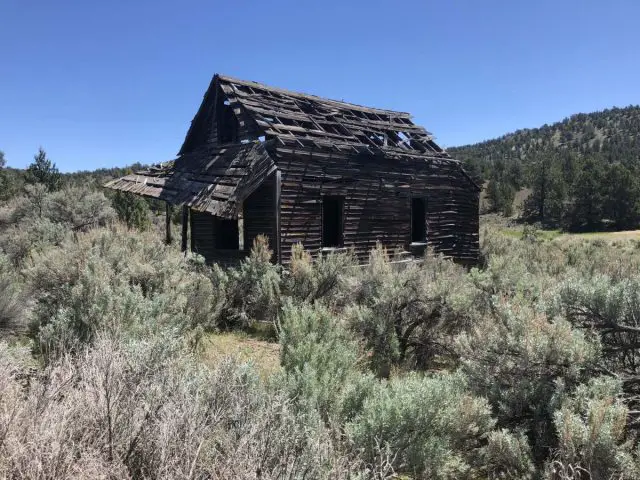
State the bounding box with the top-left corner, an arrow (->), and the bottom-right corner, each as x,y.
322,196 -> 344,247
411,198 -> 426,242
214,218 -> 239,249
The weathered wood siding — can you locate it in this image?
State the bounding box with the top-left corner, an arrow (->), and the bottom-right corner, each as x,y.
180,81 -> 260,155
190,210 -> 216,260
243,173 -> 277,258
188,173 -> 278,264
276,147 -> 479,265
189,210 -> 249,265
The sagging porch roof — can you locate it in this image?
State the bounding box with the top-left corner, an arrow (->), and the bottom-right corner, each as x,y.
104,142 -> 275,219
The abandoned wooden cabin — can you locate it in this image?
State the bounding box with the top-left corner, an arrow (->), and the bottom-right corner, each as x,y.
105,74 -> 480,265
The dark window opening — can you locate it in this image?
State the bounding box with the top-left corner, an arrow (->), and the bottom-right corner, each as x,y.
322,196 -> 344,247
411,198 -> 426,242
215,218 -> 239,250
218,102 -> 239,144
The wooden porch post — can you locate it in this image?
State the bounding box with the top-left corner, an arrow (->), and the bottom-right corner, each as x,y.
165,202 -> 172,245
181,205 -> 189,252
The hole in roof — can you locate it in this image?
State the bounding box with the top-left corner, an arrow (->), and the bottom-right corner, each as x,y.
241,139 -> 250,144
385,132 -> 399,147
368,133 -> 386,146
321,124 -> 338,134
258,135 -> 266,142
398,132 -> 410,143
297,101 -> 316,115
223,99 -> 231,106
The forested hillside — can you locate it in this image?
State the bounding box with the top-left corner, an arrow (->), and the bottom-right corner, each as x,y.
450,106 -> 640,230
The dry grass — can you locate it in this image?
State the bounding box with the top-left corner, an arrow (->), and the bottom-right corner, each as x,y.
482,214 -> 640,244
199,332 -> 280,378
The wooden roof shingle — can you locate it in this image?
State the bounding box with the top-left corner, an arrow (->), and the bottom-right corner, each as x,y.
214,74 -> 450,159
104,142 -> 275,219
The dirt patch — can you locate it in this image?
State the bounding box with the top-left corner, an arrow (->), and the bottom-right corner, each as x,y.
200,332 -> 281,378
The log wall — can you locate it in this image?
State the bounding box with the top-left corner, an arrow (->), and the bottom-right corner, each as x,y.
243,173 -> 277,258
188,173 -> 278,265
276,147 -> 479,265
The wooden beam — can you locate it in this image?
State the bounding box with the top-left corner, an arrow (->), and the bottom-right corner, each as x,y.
274,169 -> 281,263
165,202 -> 172,244
181,205 -> 188,252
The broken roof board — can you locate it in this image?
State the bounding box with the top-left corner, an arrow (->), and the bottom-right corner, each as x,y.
104,142 -> 275,219
180,74 -> 449,158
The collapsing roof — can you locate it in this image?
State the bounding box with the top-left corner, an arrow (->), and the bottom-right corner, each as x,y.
106,74 -> 479,219
181,74 -> 450,160
104,142 -> 275,219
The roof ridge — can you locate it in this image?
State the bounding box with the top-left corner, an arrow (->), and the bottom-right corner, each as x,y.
216,74 -> 412,117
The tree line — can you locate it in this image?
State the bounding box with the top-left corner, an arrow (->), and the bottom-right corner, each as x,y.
486,150 -> 640,231
451,105 -> 640,231
0,147 -> 155,230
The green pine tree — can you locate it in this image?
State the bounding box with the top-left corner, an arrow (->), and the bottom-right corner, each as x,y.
25,147 -> 62,191
525,151 -> 566,225
603,163 -> 640,230
568,157 -> 606,231
112,191 -> 151,230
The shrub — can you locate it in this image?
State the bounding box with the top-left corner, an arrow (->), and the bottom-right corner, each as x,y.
549,274 -> 640,377
183,263 -> 229,331
482,429 -> 535,479
223,235 -> 281,329
0,253 -> 27,332
0,186 -> 115,265
46,187 -> 116,231
0,335 -> 351,478
24,226 -> 220,357
348,244 -> 479,376
278,301 -> 374,425
111,191 -> 150,230
284,242 -> 357,305
346,372 -> 497,479
545,377 -> 636,480
0,218 -> 67,265
456,302 -> 600,461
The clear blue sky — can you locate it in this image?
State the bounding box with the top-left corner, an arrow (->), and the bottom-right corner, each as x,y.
1,0 -> 639,172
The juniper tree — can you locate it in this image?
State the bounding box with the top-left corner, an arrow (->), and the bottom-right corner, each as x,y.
25,147 -> 61,191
